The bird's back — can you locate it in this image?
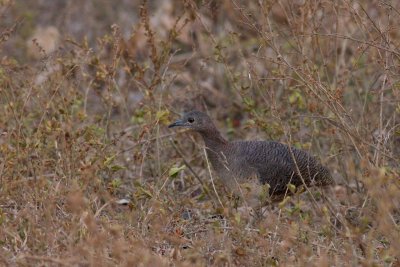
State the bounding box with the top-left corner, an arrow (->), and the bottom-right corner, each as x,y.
225,140 -> 332,195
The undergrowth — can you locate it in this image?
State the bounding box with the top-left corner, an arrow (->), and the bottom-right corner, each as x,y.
0,0 -> 399,266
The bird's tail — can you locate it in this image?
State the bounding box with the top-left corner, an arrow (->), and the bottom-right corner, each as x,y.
317,166 -> 334,186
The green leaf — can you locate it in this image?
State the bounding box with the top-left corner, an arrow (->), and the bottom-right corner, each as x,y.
111,178 -> 122,189
168,165 -> 186,177
110,165 -> 126,171
278,196 -> 291,209
287,183 -> 296,194
137,187 -> 153,198
234,212 -> 241,224
156,109 -> 170,123
104,155 -> 116,166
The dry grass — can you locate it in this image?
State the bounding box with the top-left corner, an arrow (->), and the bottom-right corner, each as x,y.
0,0 -> 399,266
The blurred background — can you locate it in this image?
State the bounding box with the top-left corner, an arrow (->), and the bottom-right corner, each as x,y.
0,0 -> 399,265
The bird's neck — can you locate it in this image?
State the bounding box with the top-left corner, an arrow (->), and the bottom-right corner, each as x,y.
200,129 -> 228,150
200,129 -> 229,172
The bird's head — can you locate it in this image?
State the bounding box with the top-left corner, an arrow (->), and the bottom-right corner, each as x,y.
168,111 -> 215,133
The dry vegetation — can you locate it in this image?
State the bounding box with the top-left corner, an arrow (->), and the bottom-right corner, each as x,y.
0,0 -> 399,266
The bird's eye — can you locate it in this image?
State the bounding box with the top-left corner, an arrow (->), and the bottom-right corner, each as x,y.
188,117 -> 194,123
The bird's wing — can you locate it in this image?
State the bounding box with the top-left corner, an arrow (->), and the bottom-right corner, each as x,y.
232,141 -> 297,193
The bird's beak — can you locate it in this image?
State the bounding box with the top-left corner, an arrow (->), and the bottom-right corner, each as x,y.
168,119 -> 186,128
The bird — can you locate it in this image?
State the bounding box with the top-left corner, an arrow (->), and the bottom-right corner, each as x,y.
169,110 -> 333,207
